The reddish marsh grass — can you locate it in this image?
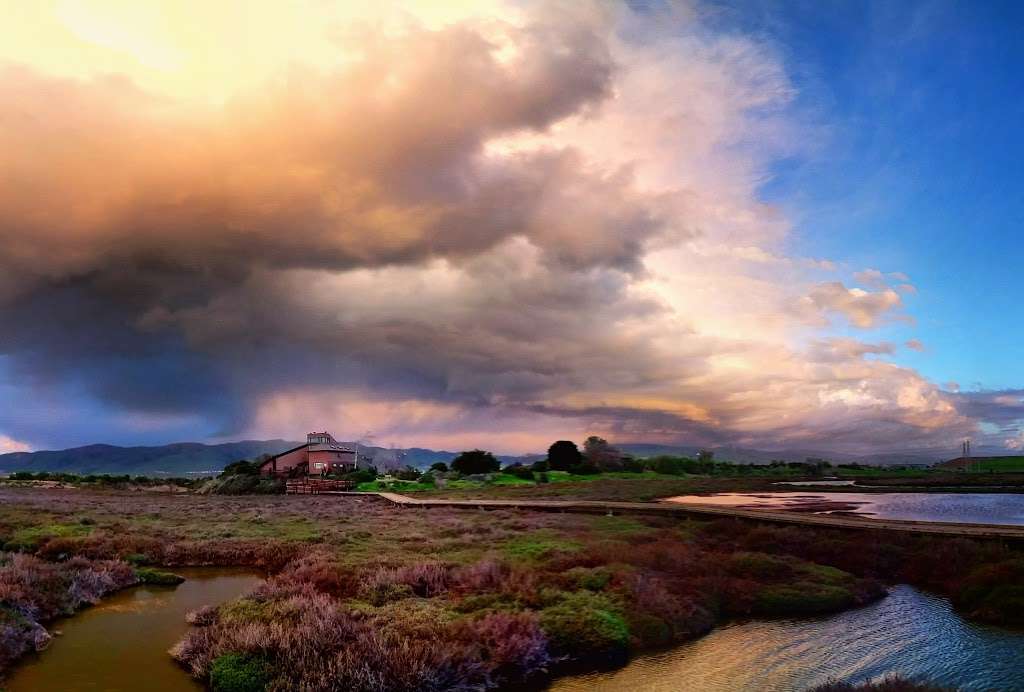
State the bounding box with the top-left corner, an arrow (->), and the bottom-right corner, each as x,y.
0,487 -> 1021,689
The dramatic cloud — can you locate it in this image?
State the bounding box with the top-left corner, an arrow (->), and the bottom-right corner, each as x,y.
0,0 -> 1009,453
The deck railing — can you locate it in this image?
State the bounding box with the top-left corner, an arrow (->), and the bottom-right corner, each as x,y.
285,478 -> 356,494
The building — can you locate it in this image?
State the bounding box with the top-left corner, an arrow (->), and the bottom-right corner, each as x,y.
259,432 -> 358,478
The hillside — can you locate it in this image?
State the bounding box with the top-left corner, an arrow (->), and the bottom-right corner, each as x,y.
0,440 -> 298,476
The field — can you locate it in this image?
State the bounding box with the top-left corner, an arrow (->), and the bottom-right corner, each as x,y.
1,486 -> 1022,690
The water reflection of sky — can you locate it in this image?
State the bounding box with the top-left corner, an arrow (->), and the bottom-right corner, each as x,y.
667,492 -> 1024,526
550,586 -> 1024,692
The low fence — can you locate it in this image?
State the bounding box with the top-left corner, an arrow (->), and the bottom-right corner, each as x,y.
285,478 -> 356,494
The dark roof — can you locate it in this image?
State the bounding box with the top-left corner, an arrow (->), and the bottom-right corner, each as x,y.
258,442 -> 359,468
259,443 -> 310,468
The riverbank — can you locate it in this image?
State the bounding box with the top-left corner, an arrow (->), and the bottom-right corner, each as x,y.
1,487 -> 1022,690
4,568 -> 259,691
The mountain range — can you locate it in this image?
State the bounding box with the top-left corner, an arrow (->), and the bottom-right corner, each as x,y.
0,439 -> 962,476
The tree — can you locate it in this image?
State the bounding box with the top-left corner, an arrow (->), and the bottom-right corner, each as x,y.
696,449 -> 715,464
583,436 -> 626,471
451,449 -> 500,475
429,462 -> 449,473
547,440 -> 583,471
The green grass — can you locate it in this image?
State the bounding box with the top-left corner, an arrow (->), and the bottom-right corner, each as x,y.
4,522 -> 93,551
972,457 -> 1024,472
503,529 -> 583,562
210,652 -> 271,692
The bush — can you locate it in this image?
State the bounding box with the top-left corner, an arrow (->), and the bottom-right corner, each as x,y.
620,457 -> 644,473
417,473 -> 436,487
200,475 -> 284,495
753,583 -> 854,616
135,567 -> 185,586
451,450 -> 500,475
394,466 -> 421,481
503,465 -> 535,480
649,456 -> 689,475
210,653 -> 272,692
219,460 -> 260,478
539,591 -> 629,659
340,468 -> 377,484
568,461 -> 600,475
537,472 -> 550,484
530,459 -> 550,472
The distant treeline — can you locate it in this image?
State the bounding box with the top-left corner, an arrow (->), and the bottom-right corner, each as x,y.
4,471 -> 204,487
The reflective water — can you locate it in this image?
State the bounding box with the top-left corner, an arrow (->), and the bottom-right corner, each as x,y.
668,491 -> 1024,525
550,586 -> 1024,691
6,568 -> 260,692
773,480 -> 858,486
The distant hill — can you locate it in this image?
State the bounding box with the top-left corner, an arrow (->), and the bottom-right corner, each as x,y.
0,438 -> 950,477
0,440 -> 300,476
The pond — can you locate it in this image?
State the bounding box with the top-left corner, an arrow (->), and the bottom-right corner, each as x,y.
549,585 -> 1024,691
5,567 -> 261,692
667,491 -> 1024,525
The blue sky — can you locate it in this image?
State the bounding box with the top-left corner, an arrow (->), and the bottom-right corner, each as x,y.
725,0 -> 1023,391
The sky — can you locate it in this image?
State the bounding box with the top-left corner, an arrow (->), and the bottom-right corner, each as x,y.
0,0 -> 1021,455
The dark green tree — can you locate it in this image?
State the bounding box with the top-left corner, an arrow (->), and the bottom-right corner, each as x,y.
583,436 -> 626,471
547,440 -> 583,471
451,449 -> 500,475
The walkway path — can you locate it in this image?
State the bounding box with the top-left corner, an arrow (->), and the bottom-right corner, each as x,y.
356,492 -> 1024,540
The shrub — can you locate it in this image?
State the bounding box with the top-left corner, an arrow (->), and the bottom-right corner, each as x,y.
219,461 -> 260,478
395,466 -> 421,481
537,472 -> 550,484
417,472 -> 436,487
649,456 -> 689,475
620,457 -> 644,473
539,591 -> 629,659
728,552 -> 795,581
209,652 -> 272,692
753,583 -> 854,616
568,461 -> 599,475
135,567 -> 185,586
429,462 -> 449,473
503,465 -> 535,480
954,559 -> 1024,625
341,468 -> 377,484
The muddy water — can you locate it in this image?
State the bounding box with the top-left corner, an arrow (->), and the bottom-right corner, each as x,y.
667,491 -> 1024,525
5,568 -> 260,692
550,586 -> 1024,692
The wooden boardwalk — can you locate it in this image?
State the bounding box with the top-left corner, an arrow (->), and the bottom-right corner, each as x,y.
360,492 -> 1024,540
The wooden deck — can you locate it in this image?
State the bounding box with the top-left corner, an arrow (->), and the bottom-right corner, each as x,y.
361,492 -> 1024,540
